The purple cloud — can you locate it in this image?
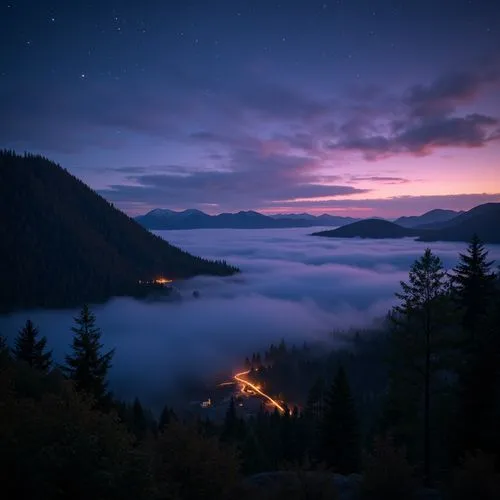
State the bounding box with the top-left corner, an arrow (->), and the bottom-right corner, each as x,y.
100,148 -> 368,210
331,113 -> 499,160
349,176 -> 411,184
406,67 -> 499,118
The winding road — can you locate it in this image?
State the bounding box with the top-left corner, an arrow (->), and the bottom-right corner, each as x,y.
234,369 -> 285,413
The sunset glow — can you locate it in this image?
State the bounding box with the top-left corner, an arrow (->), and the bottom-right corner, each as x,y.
2,1 -> 499,218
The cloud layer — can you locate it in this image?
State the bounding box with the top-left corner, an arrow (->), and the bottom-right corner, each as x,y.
2,228 -> 499,410
94,61 -> 500,213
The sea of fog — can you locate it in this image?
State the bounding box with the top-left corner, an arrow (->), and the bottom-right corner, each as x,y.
2,228 -> 499,409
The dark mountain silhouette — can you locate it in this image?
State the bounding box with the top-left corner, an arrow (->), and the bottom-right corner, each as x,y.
271,212 -> 318,220
416,203 -> 500,230
0,151 -> 238,312
312,219 -> 420,239
313,203 -> 500,244
136,208 -> 358,230
395,209 -> 461,228
417,203 -> 500,243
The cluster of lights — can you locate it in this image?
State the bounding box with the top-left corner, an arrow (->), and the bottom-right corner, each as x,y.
137,277 -> 173,285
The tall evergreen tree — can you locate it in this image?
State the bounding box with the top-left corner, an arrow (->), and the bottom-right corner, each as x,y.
303,377 -> 326,461
391,248 -> 449,486
320,365 -> 360,474
12,319 -> 52,372
63,305 -> 114,406
453,234 -> 496,332
132,397 -> 148,440
158,405 -> 176,432
0,333 -> 10,368
452,236 -> 499,457
221,397 -> 244,442
0,334 -> 8,356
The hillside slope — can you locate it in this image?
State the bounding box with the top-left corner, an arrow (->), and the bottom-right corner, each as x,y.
312,204 -> 500,244
0,151 -> 238,311
312,219 -> 420,239
418,204 -> 500,243
395,209 -> 460,228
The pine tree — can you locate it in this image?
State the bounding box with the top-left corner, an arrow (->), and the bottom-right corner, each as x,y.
12,319 -> 52,372
320,366 -> 360,474
452,236 -> 499,456
132,397 -> 148,440
158,405 -> 176,432
221,397 -> 243,442
305,377 -> 326,421
0,334 -> 8,356
0,333 -> 10,367
453,234 -> 496,332
391,248 -> 449,486
63,304 -> 114,406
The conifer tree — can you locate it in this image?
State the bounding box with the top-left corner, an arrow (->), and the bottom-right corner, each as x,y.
320,366 -> 360,474
453,236 -> 498,456
221,397 -> 243,442
0,334 -> 8,357
391,248 -> 449,486
12,319 -> 52,372
158,405 -> 176,432
0,333 -> 10,367
453,234 -> 496,332
132,397 -> 148,440
63,304 -> 114,406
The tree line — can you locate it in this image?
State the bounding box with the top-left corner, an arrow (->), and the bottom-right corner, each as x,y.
1,235 -> 499,499
0,150 -> 239,312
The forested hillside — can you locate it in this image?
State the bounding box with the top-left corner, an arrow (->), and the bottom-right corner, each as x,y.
0,151 -> 238,311
1,236 -> 499,499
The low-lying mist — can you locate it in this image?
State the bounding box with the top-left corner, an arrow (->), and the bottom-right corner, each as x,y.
2,227 -> 499,410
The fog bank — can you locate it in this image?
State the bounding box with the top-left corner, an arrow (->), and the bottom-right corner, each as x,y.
2,228 -> 498,409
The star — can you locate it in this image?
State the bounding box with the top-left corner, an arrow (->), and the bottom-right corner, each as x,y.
80,73 -> 87,79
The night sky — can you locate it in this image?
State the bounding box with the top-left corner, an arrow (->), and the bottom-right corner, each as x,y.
1,0 -> 500,217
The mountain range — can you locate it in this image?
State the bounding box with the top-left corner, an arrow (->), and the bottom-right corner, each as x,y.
0,151 -> 238,312
135,209 -> 359,230
394,209 -> 462,228
312,203 -> 500,244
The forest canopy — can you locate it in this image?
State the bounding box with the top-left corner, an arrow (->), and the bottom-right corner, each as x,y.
0,151 -> 239,312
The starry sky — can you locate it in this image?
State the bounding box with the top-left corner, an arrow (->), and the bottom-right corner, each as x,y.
1,0 -> 500,217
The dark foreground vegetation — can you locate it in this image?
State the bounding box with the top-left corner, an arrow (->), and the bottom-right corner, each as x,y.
0,151 -> 239,312
1,235 -> 500,499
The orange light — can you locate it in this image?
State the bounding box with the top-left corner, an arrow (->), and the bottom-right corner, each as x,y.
155,277 -> 173,284
234,370 -> 285,413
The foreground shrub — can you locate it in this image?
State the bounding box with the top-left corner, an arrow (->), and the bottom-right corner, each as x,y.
362,435 -> 416,500
153,421 -> 241,500
449,451 -> 500,500
243,471 -> 339,500
0,380 -> 152,500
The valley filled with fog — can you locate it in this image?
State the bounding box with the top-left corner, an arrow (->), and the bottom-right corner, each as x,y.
2,227 -> 499,409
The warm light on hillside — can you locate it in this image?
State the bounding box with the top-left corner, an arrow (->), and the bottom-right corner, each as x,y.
155,277 -> 173,284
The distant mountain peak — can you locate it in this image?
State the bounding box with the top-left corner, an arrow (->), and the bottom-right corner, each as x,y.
136,208 -> 359,230
181,209 -> 207,215
147,208 -> 176,217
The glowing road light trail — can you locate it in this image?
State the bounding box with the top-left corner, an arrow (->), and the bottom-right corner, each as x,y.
234,369 -> 285,413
